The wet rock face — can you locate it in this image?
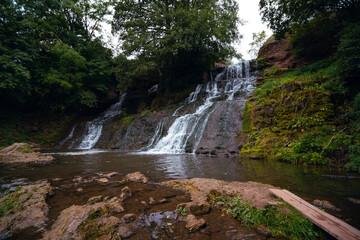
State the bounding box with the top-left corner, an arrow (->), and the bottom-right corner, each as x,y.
95,108 -> 175,150
0,143 -> 54,166
195,100 -> 245,156
0,181 -> 53,237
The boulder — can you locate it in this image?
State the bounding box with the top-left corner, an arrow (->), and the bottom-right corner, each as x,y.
313,199 -> 341,211
185,214 -> 206,232
121,214 -> 136,223
177,202 -> 210,216
0,181 -> 53,236
120,186 -> 132,200
0,143 -> 54,166
88,195 -> 103,204
125,172 -> 148,183
43,198 -> 123,240
348,198 -> 360,204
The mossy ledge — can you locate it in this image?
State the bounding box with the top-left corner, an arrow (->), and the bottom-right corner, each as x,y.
239,57 -> 360,172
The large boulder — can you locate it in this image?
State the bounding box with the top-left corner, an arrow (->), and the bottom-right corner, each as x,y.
0,143 -> 54,166
43,197 -> 124,240
0,181 -> 53,237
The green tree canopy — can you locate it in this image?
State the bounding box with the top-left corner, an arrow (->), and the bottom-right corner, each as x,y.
112,0 -> 241,91
259,0 -> 360,38
0,0 -> 115,113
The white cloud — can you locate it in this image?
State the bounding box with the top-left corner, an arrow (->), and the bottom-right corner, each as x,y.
234,0 -> 272,61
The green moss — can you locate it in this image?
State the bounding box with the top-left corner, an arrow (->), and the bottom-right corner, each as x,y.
264,68 -> 290,78
78,208 -> 112,240
0,186 -> 23,217
239,58 -> 360,168
207,191 -> 318,240
242,104 -> 251,133
17,144 -> 34,153
140,109 -> 151,118
121,116 -> 134,127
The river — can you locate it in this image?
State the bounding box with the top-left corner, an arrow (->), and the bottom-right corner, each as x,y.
1,149 -> 359,230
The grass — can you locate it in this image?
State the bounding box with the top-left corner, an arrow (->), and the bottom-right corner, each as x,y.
0,186 -> 23,217
207,190 -> 319,240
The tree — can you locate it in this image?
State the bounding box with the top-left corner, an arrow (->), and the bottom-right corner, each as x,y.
0,0 -> 115,113
259,0 -> 360,38
248,31 -> 267,59
112,0 -> 241,91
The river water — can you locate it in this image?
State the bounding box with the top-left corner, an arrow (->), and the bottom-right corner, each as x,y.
1,150 -> 359,229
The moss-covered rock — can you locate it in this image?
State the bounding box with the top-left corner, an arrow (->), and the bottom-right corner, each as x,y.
239,60 -> 360,169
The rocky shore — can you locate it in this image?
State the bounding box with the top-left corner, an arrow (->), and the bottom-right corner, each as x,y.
0,172 -> 320,240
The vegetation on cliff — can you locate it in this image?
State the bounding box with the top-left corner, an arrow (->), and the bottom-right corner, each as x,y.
241,0 -> 360,172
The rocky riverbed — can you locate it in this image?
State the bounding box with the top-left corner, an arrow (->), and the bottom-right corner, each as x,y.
0,171 -> 302,240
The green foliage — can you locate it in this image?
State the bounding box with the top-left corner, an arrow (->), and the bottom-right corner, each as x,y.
177,206 -> 187,216
112,0 -> 241,92
289,16 -> 340,60
207,191 -> 318,240
122,116 -> 134,127
248,31 -> 268,58
140,110 -> 151,118
242,104 -> 251,133
337,23 -> 360,96
0,0 -> 114,113
0,186 -> 23,217
259,0 -> 359,38
239,58 -> 360,168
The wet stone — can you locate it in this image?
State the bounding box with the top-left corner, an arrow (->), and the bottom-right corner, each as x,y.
122,214 -> 136,223
118,225 -> 134,239
348,197 -> 360,204
125,172 -> 148,183
97,178 -> 109,183
88,195 -> 103,204
149,197 -> 156,205
185,214 -> 206,232
313,199 -> 341,211
158,198 -> 168,204
120,186 -> 132,200
105,172 -> 118,178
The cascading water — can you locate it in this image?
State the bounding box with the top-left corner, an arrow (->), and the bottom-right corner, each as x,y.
146,60 -> 257,154
78,93 -> 127,149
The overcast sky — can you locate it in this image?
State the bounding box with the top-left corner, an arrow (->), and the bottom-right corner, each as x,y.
235,0 -> 272,60
102,0 -> 272,61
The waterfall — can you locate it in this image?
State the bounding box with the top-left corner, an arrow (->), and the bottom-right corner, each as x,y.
146,60 -> 257,154
78,93 -> 127,149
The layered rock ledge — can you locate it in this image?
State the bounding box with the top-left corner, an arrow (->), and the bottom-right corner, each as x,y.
0,143 -> 54,166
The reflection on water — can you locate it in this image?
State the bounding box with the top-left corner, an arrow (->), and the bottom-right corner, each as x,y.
0,150 -> 359,228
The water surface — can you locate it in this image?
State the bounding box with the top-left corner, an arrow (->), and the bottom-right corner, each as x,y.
1,150 -> 359,229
